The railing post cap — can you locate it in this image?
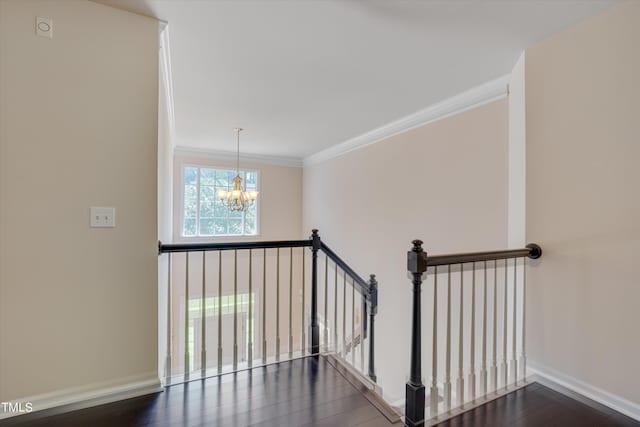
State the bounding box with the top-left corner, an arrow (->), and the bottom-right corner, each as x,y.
310,229 -> 321,250
407,240 -> 428,275
369,274 -> 378,285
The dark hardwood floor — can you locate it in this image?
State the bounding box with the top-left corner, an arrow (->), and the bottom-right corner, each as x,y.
2,361 -> 638,427
435,382 -> 639,427
0,357 -> 393,427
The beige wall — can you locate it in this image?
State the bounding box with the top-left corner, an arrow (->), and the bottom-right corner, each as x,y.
303,99 -> 509,400
525,0 -> 640,408
0,0 -> 159,403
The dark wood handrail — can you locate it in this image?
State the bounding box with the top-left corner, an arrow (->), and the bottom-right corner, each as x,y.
425,243 -> 542,267
320,242 -> 369,293
158,239 -> 312,253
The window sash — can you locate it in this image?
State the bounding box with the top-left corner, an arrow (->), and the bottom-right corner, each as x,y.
182,166 -> 258,237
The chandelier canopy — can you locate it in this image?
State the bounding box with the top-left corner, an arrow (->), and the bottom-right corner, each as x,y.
217,128 -> 258,212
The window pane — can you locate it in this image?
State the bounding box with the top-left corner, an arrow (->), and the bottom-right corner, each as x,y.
200,185 -> 215,203
213,218 -> 228,235
200,168 -> 215,185
184,184 -> 197,200
184,198 -> 197,218
183,218 -> 196,236
244,215 -> 256,235
200,201 -> 214,218
199,218 -> 215,235
228,219 -> 242,235
184,167 -> 198,185
229,207 -> 242,219
245,172 -> 258,191
215,170 -> 229,188
213,199 -> 228,217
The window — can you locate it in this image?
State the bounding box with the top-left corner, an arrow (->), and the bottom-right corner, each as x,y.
182,166 -> 258,237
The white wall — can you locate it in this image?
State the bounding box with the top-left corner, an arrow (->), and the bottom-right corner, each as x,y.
525,0 -> 640,415
303,99 -> 509,401
0,0 -> 159,406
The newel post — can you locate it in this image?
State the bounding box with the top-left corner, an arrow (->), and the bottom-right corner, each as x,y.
406,240 -> 427,426
310,229 -> 321,355
367,274 -> 378,382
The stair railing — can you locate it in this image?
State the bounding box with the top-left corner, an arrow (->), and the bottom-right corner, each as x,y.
405,240 -> 542,426
158,229 -> 378,385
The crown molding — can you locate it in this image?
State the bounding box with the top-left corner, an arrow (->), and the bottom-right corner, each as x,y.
174,146 -> 303,168
303,74 -> 511,167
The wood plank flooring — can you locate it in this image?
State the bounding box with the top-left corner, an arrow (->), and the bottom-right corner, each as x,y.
0,357 -> 393,427
435,382 -> 639,427
2,360 -> 638,427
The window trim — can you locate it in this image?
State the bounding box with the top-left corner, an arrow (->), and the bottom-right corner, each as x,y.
177,162 -> 261,242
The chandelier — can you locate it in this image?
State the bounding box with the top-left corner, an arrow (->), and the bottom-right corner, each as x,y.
217,128 -> 259,212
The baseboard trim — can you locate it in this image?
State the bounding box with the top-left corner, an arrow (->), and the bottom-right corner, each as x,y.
529,363 -> 640,421
324,353 -> 402,424
0,374 -> 162,421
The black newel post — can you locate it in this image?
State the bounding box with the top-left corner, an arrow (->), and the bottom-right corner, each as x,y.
367,274 -> 378,382
406,240 -> 427,427
310,229 -> 321,355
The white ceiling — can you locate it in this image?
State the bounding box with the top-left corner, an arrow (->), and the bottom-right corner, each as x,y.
95,0 -> 617,160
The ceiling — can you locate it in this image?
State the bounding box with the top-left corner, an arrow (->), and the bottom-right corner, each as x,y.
95,0 -> 618,160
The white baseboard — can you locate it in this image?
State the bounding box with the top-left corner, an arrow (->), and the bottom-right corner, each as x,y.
0,373 -> 162,420
529,363 -> 640,421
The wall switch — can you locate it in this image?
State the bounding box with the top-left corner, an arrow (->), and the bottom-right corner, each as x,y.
91,207 -> 116,228
36,17 -> 53,38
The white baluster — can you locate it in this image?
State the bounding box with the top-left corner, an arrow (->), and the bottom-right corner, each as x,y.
480,261 -> 487,397
501,259 -> 508,388
201,251 -> 207,375
165,253 -> 172,383
430,267 -> 439,418
468,263 -> 476,401
443,265 -> 452,412
490,260 -> 498,392
511,258 -> 518,385
456,264 -> 465,407
184,252 -> 190,381
519,259 -> 527,380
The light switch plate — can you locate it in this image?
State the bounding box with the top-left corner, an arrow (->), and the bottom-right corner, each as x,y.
91,207 -> 116,228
